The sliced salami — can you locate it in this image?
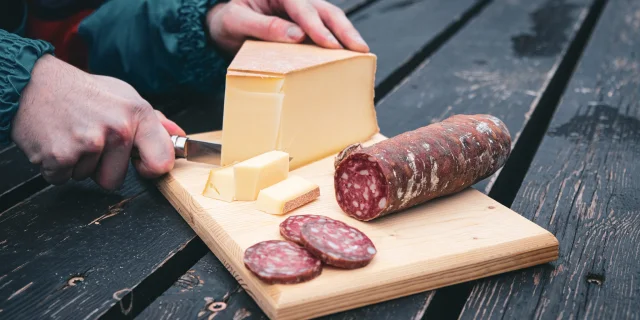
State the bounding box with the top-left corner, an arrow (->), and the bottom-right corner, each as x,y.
334,114 -> 511,221
243,240 -> 322,284
279,215 -> 346,245
300,219 -> 376,269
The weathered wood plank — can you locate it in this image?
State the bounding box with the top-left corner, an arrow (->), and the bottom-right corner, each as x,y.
0,146 -> 47,213
0,164 -> 208,319
137,252 -> 433,320
140,0 -> 602,318
459,0 -> 640,318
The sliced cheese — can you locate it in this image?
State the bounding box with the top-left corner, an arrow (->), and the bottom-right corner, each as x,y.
233,150 -> 289,201
202,166 -> 235,202
256,175 -> 320,215
220,40 -> 379,170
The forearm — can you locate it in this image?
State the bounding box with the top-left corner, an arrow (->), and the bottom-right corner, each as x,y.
77,0 -> 231,96
0,29 -> 55,146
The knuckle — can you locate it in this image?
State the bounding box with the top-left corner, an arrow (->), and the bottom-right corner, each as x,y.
109,118 -> 134,145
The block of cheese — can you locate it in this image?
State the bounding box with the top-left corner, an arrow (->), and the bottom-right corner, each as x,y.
220,40 -> 379,170
234,150 -> 290,201
202,166 -> 236,202
256,175 -> 320,215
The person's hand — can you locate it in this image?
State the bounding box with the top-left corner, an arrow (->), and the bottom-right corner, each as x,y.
206,0 -> 369,56
10,54 -> 185,190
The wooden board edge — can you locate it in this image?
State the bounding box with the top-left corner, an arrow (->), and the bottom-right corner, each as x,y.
273,233 -> 559,319
155,173 -> 281,319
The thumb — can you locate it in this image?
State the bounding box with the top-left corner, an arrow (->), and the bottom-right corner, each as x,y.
154,110 -> 186,137
230,5 -> 306,43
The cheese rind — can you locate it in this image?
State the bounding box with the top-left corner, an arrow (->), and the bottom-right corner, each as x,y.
233,150 -> 290,201
220,40 -> 379,170
256,175 -> 320,215
202,166 -> 235,202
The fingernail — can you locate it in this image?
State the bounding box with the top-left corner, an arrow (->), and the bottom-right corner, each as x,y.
287,26 -> 304,40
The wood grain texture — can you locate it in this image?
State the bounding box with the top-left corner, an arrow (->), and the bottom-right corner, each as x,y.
154,131 -> 558,320
375,0 -> 596,193
458,0 -> 640,318
0,165 -> 208,319
137,252 -> 435,320
351,0 -> 486,88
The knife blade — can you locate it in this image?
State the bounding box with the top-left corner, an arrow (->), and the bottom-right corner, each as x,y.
132,135 -> 292,165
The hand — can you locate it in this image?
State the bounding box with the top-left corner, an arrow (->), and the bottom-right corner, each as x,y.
206,0 -> 369,56
10,54 -> 185,190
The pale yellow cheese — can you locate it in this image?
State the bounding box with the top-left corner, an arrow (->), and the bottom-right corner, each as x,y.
220,40 -> 379,170
233,150 -> 289,201
256,175 -> 320,215
202,166 -> 235,202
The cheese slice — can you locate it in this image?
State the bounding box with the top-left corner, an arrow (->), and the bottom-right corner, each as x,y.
220,40 -> 379,170
202,166 -> 235,202
233,150 -> 289,201
256,175 -> 320,215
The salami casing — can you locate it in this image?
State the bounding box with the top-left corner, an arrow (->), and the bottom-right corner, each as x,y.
279,214 -> 345,245
243,240 -> 322,284
300,219 -> 376,269
334,114 -> 511,221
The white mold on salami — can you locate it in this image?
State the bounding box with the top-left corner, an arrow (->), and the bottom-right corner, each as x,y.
430,157 -> 439,191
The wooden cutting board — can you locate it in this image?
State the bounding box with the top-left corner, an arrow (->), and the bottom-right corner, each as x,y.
155,131 -> 559,320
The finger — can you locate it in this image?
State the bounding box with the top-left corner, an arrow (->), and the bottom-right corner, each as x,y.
41,166 -> 73,185
154,110 -> 187,136
279,0 -> 343,49
72,152 -> 101,181
132,109 -> 175,179
223,4 -> 306,43
312,0 -> 369,52
93,134 -> 133,190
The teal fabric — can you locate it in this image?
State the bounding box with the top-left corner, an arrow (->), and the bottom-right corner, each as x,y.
0,29 -> 55,146
77,0 -> 231,96
0,0 -> 229,146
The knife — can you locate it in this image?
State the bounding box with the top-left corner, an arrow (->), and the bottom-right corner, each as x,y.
132,135 -> 292,165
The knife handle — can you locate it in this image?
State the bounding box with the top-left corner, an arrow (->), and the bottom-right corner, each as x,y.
131,135 -> 187,160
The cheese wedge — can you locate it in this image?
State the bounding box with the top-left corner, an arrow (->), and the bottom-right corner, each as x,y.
220,40 -> 379,170
256,175 -> 320,215
202,166 -> 235,202
233,150 -> 289,201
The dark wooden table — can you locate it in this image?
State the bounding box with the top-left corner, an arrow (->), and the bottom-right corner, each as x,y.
1,0 -> 638,318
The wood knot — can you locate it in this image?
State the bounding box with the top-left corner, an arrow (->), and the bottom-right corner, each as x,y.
208,302 -> 227,312
586,273 -> 605,286
67,276 -> 84,286
488,206 -> 495,209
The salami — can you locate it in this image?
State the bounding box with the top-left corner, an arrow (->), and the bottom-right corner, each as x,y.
243,240 -> 322,284
279,215 -> 346,245
300,219 -> 376,269
334,114 -> 511,221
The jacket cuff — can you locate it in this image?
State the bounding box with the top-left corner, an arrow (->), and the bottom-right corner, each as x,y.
0,30 -> 55,146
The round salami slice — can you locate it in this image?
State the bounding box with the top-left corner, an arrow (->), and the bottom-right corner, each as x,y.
279,215 -> 346,245
300,219 -> 376,269
243,240 -> 322,284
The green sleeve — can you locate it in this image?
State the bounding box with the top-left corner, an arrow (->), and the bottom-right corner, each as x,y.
0,29 -> 55,146
77,0 -> 231,96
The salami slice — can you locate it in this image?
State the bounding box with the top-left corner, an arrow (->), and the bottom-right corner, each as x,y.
334,114 -> 511,221
279,215 -> 346,245
300,219 -> 376,269
243,240 -> 322,284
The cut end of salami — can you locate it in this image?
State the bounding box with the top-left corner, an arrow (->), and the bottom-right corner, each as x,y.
334,114 -> 512,221
300,219 -> 376,269
243,240 -> 322,284
334,143 -> 363,168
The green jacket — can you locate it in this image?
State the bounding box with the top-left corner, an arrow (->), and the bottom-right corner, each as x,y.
0,0 -> 231,146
